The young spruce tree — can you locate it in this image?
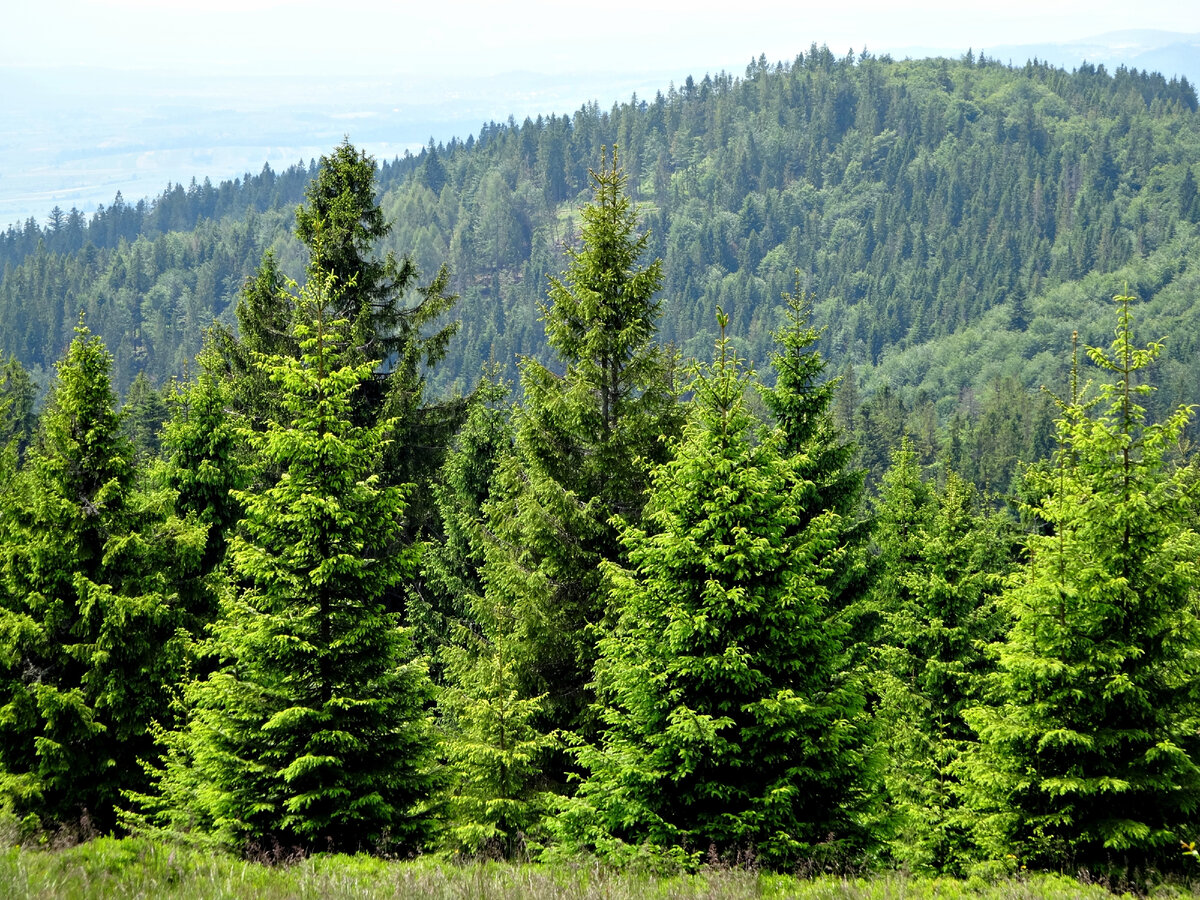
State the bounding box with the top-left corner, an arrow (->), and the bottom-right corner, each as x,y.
963,294 -> 1200,873
871,440 -> 1011,873
561,311 -> 867,868
162,272 -> 437,853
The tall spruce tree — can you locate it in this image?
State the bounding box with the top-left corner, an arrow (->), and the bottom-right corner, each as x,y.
758,278 -> 869,632
481,148 -> 682,738
160,273 -> 437,853
963,294 -> 1200,873
0,324 -> 204,831
217,140 -> 464,541
561,311 -> 868,867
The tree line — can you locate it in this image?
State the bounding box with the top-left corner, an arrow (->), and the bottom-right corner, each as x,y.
0,142 -> 1197,884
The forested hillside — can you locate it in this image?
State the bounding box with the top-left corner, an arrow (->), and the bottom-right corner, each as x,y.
4,66 -> 1200,885
4,53 -> 1199,488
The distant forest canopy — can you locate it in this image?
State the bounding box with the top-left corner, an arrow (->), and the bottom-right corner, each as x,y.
3,47 -> 1200,491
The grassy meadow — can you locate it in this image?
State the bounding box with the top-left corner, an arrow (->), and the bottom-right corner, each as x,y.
0,836 -> 1196,900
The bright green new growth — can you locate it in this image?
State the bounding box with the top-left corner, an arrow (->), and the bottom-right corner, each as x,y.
964,293 -> 1200,872
164,272 -> 436,853
564,311 -> 867,868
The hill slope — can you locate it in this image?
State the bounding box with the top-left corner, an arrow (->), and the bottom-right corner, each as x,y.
3,49 -> 1198,447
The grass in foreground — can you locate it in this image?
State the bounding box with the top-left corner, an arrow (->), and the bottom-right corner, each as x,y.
0,837 -> 1195,900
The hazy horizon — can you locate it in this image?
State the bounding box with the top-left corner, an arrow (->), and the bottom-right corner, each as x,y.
5,0 -> 1200,229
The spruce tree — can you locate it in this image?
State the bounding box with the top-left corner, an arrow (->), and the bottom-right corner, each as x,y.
0,323 -> 203,831
159,341 -> 245,573
481,148 -> 682,737
438,621 -> 556,858
758,278 -> 869,634
562,312 -> 868,867
0,356 -> 37,458
418,373 -> 512,662
162,273 -> 437,853
217,141 -> 464,540
963,294 -> 1200,873
871,440 -> 1011,873
425,378 -> 560,857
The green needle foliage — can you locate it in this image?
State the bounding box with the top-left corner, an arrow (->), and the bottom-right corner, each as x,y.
160,341 -> 245,574
482,148 -> 682,737
871,440 -> 1011,873
563,311 -> 868,869
417,373 -> 512,665
162,272 -> 437,854
0,323 -> 204,832
218,141 -> 464,543
964,294 -> 1200,874
439,622 -> 557,859
429,379 -> 558,858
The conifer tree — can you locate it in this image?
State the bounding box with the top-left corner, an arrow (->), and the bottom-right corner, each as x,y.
217,141 -> 464,540
121,371 -> 169,466
562,311 -> 868,867
0,356 -> 37,458
758,278 -> 868,626
963,294 -> 1200,873
419,374 -> 512,661
0,323 -> 203,831
871,440 -> 1011,873
439,622 -> 556,858
162,273 -> 437,853
427,379 -> 559,857
159,342 -> 245,573
482,148 -> 682,736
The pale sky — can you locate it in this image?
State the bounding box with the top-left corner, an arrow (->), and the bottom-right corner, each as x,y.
6,0 -> 1200,78
3,0 -> 1199,227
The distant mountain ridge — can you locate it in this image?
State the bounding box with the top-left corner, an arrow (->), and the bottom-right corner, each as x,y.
3,50 -> 1199,501
975,29 -> 1200,87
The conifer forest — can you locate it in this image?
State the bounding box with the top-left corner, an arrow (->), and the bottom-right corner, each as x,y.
7,48 -> 1200,892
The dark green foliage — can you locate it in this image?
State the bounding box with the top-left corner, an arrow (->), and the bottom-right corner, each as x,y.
220,141 -> 465,545
294,141 -> 459,378
419,374 -> 512,661
164,275 -> 437,853
0,324 -> 203,831
964,295 -> 1200,872
481,149 -> 682,736
871,440 -> 1012,873
563,313 -> 868,868
121,371 -> 169,465
0,356 -> 37,458
4,57 -> 1200,480
159,340 -> 245,573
